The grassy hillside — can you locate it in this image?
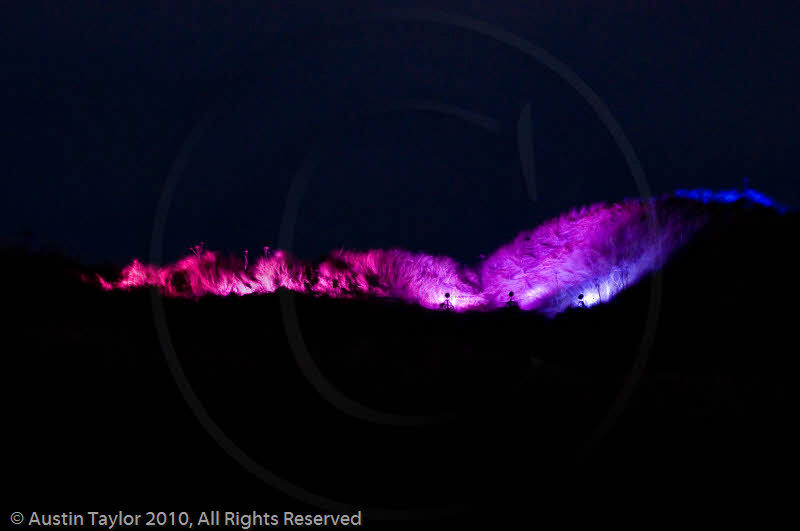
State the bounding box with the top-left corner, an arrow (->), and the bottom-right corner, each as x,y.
6,204 -> 796,523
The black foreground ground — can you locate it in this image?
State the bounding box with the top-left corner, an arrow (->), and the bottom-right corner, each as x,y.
7,203 -> 797,525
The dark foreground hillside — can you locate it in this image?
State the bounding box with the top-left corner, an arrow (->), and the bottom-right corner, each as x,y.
6,204 -> 797,525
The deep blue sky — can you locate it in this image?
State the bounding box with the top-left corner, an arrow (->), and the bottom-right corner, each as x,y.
2,1 -> 798,265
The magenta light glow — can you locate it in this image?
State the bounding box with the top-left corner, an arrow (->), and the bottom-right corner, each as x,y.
93,191 -> 776,316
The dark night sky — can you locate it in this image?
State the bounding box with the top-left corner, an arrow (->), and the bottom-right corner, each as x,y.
2,1 -> 798,265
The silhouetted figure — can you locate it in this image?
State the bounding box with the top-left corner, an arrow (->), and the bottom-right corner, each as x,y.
264,245 -> 272,258
577,293 -> 586,308
440,292 -> 454,311
243,249 -> 249,271
505,290 -> 518,308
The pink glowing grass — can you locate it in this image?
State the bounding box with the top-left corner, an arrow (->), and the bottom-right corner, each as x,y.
93,192 -> 761,315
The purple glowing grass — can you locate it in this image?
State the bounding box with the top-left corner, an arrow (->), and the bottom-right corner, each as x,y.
92,189 -> 785,316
